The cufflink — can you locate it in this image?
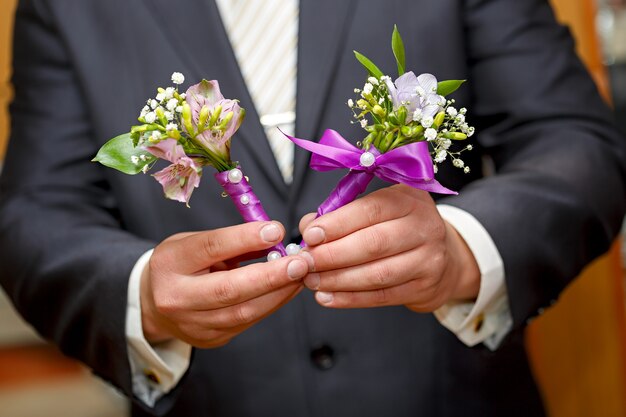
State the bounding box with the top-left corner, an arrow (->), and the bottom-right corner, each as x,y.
143,368 -> 161,384
473,313 -> 485,332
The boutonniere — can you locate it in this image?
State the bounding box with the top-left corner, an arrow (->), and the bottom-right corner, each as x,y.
285,26 -> 474,239
93,73 -> 287,257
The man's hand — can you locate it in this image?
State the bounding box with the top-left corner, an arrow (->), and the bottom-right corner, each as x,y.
141,221 -> 311,348
299,185 -> 481,312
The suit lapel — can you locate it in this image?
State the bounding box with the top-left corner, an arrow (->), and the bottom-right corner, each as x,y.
139,0 -> 288,196
292,0 -> 356,193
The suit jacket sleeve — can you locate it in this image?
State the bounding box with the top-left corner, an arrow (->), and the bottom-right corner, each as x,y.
0,0 -> 154,398
441,0 -> 626,328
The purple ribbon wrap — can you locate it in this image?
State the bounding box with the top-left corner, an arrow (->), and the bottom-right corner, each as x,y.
286,129 -> 456,219
215,167 -> 286,256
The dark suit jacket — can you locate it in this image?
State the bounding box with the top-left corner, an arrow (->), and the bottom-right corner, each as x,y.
1,0 -> 625,416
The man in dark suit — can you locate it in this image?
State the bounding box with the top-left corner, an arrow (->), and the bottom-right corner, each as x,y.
1,0 -> 625,416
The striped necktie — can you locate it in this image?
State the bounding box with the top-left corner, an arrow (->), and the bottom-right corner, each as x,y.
216,0 -> 298,183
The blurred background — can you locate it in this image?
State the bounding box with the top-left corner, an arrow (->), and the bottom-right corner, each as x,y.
0,0 -> 625,416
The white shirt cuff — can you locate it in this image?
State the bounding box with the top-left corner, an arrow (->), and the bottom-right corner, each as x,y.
434,205 -> 513,350
126,249 -> 192,407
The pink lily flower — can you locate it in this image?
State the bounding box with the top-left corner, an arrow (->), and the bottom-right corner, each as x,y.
185,80 -> 245,160
146,139 -> 202,205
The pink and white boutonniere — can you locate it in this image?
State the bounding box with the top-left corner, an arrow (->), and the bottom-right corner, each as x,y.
93,73 -> 287,257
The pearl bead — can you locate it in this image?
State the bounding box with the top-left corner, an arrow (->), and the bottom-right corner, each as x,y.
359,151 -> 375,167
239,194 -> 250,205
285,243 -> 301,256
227,168 -> 243,184
267,251 -> 282,261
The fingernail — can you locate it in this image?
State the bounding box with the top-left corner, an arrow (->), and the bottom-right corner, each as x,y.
304,273 -> 320,290
287,259 -> 308,280
304,227 -> 325,246
299,251 -> 315,271
316,291 -> 333,305
260,223 -> 281,242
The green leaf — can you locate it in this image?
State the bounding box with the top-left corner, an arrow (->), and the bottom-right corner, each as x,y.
353,51 -> 384,79
92,132 -> 156,175
391,25 -> 405,76
437,80 -> 466,97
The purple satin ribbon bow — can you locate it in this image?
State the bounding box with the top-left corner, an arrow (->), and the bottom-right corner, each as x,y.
286,129 -> 457,195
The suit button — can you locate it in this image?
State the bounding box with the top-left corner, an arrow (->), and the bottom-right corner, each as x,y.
310,345 -> 335,370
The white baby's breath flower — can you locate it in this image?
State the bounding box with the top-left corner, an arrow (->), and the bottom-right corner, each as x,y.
424,128 -> 438,141
446,106 -> 458,117
464,166 -> 471,174
149,99 -> 158,110
166,123 -> 178,131
156,92 -> 165,101
441,139 -> 452,150
171,72 -> 185,85
166,98 -> 178,111
380,75 -> 391,82
456,114 -> 466,124
368,76 -> 379,86
412,108 -> 423,122
139,154 -> 147,162
360,119 -> 368,128
164,87 -> 175,100
421,116 -> 434,128
467,127 -> 475,137
139,105 -> 149,118
466,144 -> 473,151
164,111 -> 173,121
175,106 -> 183,113
434,150 -> 447,163
151,131 -> 161,141
460,107 -> 467,115
180,93 -> 186,99
144,112 -> 156,123
142,165 -> 149,174
347,99 -> 354,108
354,88 -> 361,93
362,83 -> 373,95
433,165 -> 438,174
130,155 -> 139,165
453,158 -> 465,168
378,97 -> 384,104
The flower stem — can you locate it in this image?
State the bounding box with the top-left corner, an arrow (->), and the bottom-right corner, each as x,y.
301,170 -> 375,246
214,168 -> 286,256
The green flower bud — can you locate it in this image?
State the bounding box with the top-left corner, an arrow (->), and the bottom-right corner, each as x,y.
155,107 -> 167,126
388,112 -> 399,126
444,131 -> 468,140
433,111 -> 446,129
356,99 -> 370,110
131,124 -> 152,134
373,124 -> 385,132
373,131 -> 384,149
362,132 -> 376,148
182,103 -> 195,136
397,107 -> 407,124
381,131 -> 395,152
168,129 -> 181,140
410,125 -> 425,138
372,105 -> 386,118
